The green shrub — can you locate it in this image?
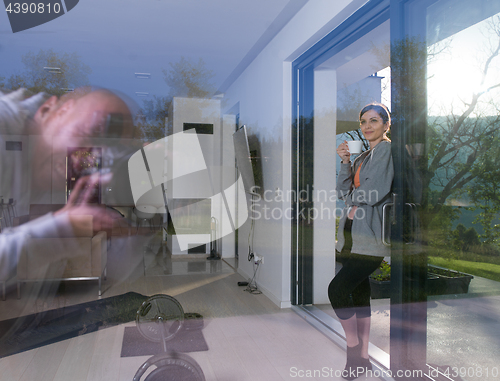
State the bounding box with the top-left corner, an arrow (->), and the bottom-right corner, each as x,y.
370,260 -> 391,281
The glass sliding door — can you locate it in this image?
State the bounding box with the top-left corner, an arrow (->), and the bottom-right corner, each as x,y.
392,0 -> 500,379
294,0 -> 500,378
292,0 -> 393,365
292,0 -> 391,304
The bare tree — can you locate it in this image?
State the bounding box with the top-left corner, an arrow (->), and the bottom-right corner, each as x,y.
425,17 -> 500,212
3,49 -> 91,96
137,57 -> 216,141
163,56 -> 216,99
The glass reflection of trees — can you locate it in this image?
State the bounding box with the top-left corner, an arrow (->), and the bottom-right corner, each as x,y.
416,16 -> 500,281
136,57 -> 217,142
0,48 -> 91,96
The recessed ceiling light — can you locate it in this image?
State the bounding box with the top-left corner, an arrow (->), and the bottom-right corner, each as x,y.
43,67 -> 62,74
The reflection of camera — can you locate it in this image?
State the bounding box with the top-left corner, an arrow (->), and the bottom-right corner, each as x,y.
102,113 -> 126,138
88,113 -> 143,206
101,147 -> 135,205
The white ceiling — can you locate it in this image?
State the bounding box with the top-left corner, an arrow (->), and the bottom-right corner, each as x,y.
0,0 -> 306,103
317,20 -> 390,89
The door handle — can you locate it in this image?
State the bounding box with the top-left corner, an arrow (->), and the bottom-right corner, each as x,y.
382,194 -> 417,246
382,202 -> 393,246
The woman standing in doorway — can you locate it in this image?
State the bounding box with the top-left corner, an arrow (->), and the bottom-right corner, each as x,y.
329,103 -> 394,380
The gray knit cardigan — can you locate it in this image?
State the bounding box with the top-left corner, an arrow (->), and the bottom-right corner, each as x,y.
336,140 -> 394,257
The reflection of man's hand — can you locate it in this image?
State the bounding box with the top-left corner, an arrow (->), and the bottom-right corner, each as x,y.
54,173 -> 115,234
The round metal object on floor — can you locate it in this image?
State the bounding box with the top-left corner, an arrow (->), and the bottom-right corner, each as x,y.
133,352 -> 205,381
136,294 -> 184,343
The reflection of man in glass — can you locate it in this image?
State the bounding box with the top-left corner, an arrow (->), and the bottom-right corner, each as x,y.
0,87 -> 134,298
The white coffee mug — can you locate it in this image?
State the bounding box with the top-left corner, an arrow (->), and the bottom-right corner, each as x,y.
347,140 -> 363,155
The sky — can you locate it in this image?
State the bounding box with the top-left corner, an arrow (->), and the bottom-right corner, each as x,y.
427,14 -> 500,117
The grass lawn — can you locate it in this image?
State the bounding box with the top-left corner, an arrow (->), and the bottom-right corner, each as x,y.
429,256 -> 500,282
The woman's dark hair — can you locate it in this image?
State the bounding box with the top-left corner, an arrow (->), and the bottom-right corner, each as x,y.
359,102 -> 391,126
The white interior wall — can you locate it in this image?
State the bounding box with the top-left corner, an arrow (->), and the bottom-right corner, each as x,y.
313,69 -> 338,304
167,97 -> 226,255
170,98 -> 221,199
221,114 -> 237,258
223,0 -> 365,307
0,135 -> 31,216
30,135 -> 52,205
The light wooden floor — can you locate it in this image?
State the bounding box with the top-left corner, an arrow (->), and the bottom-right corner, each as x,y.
0,234 -> 383,381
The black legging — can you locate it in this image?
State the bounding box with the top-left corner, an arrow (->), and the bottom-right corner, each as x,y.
328,219 -> 383,320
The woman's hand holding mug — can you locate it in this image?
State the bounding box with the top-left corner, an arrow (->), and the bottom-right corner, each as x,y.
337,140 -> 351,163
